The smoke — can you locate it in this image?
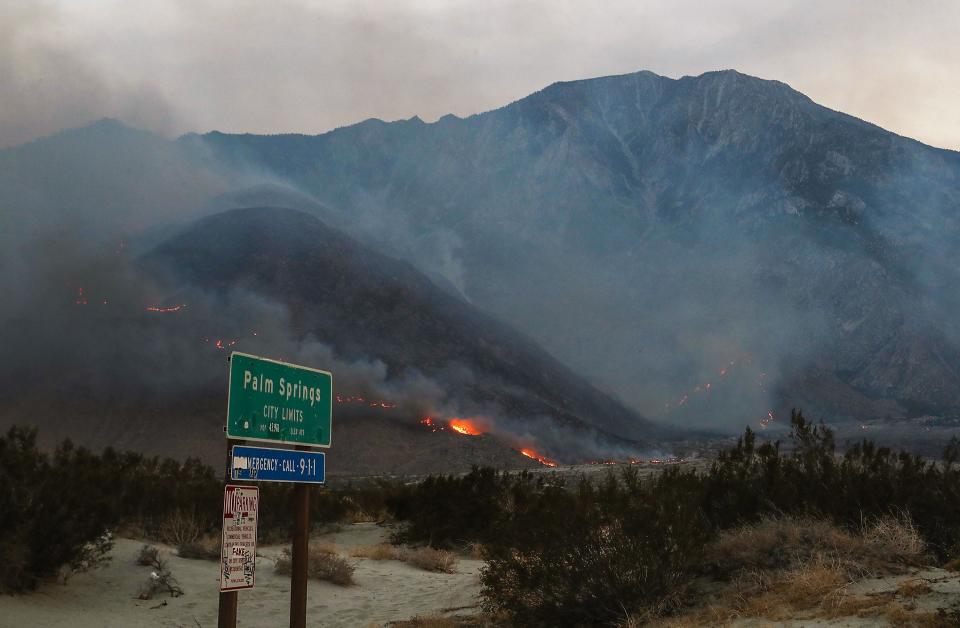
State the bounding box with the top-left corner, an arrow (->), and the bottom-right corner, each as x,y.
179,69 -> 960,435
0,2 -> 180,148
0,134 -> 636,464
4,1 -> 959,150
0,226 -> 638,461
5,28 -> 959,458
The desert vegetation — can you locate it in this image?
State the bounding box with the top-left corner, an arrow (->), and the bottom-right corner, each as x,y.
0,424 -> 404,592
390,410 -> 960,625
133,545 -> 183,599
274,545 -> 355,586
2,411 -> 960,624
349,543 -> 457,572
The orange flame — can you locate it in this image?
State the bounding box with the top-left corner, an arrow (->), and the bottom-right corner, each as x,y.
335,394 -> 397,409
760,410 -> 775,428
449,418 -> 483,435
520,448 -> 558,467
420,416 -> 444,432
145,304 -> 187,313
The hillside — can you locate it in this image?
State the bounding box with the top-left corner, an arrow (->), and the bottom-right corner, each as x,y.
0,205 -> 664,470
5,69 -> 960,442
146,206 -> 663,447
186,69 -> 960,428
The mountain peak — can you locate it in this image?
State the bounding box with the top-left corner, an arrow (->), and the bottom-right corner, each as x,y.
16,117 -> 158,151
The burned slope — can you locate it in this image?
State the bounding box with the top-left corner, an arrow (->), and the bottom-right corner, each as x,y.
145,206 -> 665,452
187,70 -> 960,427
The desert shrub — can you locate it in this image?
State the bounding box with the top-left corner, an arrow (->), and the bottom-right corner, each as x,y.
700,411 -> 960,561
178,535 -> 221,561
896,578 -> 933,598
136,551 -> 183,599
0,427 -> 116,593
99,450 -> 222,539
744,555 -> 849,619
481,469 -> 711,626
391,467 -> 542,548
861,514 -> 927,566
312,542 -> 339,555
400,547 -> 457,573
137,544 -> 160,566
349,543 -> 399,560
465,542 -> 486,560
707,516 -> 856,575
158,509 -> 203,547
274,546 -> 355,586
706,514 -> 926,579
273,550 -> 292,574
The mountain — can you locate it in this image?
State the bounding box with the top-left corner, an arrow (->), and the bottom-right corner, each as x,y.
0,118 -> 227,243
185,69 -> 960,429
4,68 -> 960,444
146,206 -> 661,448
0,202 -> 665,471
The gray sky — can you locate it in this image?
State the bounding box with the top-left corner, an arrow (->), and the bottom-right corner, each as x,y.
3,0 -> 959,149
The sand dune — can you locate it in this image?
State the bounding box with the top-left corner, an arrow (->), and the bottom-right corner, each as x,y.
0,523 -> 482,627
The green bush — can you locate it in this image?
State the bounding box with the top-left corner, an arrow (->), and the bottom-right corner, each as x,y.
0,427 -> 115,592
700,410 -> 960,560
6,409 -> 960,625
393,410 -> 960,625
391,467 -> 539,548
0,425 -> 423,593
480,469 -> 710,626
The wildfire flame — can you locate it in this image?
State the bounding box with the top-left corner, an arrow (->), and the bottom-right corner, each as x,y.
664,356 -> 779,425
419,416 -> 445,432
335,394 -> 397,409
520,448 -> 558,467
449,418 -> 483,435
760,410 -> 775,428
666,359 -> 741,411
145,304 -> 187,313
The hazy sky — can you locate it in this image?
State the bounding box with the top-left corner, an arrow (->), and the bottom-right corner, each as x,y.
3,0 -> 958,150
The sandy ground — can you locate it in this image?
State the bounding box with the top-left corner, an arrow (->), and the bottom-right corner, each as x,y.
0,523 -> 483,628
3,522 -> 957,627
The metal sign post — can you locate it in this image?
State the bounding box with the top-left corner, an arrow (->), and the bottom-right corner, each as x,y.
218,352 -> 331,628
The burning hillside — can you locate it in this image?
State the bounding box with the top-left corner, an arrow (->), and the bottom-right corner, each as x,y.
449,418 -> 484,435
2,207 -> 670,476
520,448 -> 558,467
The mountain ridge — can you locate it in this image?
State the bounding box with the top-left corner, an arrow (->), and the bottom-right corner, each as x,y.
182,69 -> 960,428
5,67 -> 960,435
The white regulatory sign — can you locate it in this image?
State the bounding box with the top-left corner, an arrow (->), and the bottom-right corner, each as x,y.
219,484 -> 259,592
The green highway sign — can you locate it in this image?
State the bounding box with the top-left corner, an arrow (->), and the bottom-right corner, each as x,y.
226,352 -> 332,447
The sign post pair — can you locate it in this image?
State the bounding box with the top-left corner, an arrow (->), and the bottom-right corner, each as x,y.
218,352 -> 332,628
